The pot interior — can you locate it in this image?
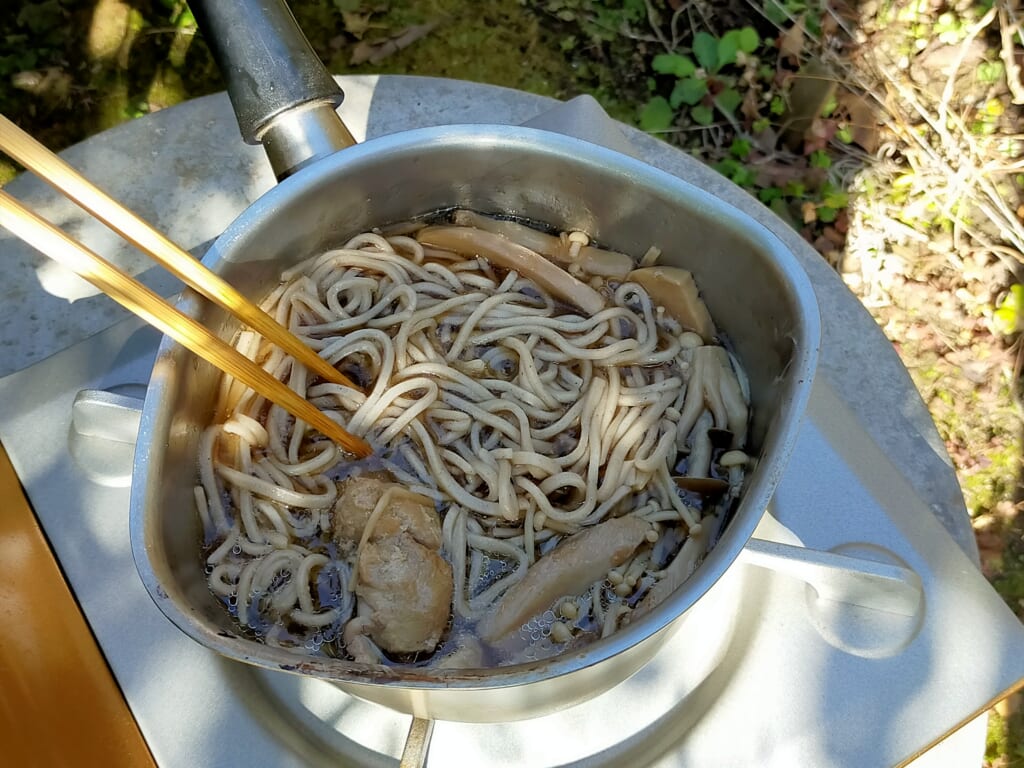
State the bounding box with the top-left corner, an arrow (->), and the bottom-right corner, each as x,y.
131,125 -> 819,693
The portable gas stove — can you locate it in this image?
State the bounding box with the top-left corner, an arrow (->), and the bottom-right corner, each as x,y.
1,77 -> 1022,767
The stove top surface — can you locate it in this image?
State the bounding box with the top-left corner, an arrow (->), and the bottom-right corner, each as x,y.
0,317 -> 1019,767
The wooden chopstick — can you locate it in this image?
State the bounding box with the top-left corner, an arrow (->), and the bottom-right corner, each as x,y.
0,114 -> 360,393
0,191 -> 371,459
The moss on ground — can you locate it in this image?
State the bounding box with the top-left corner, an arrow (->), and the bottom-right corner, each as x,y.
962,437 -> 1022,519
291,0 -> 639,123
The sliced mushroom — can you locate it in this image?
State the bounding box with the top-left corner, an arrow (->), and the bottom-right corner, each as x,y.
627,266 -> 716,342
715,355 -> 748,448
477,515 -> 650,644
434,634 -> 485,669
577,246 -> 635,278
451,210 -> 633,278
416,225 -> 606,315
685,411 -> 715,479
377,220 -> 428,237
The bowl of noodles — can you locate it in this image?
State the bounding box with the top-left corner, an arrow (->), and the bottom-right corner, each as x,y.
129,123 -> 820,722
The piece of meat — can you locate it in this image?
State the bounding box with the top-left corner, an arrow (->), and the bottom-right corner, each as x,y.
370,487 -> 443,549
333,478 -> 442,552
336,478 -> 453,657
333,476 -> 390,552
356,532 -> 454,654
478,515 -> 650,644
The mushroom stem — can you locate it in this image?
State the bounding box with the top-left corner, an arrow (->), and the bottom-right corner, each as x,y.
633,514 -> 715,619
676,346 -> 749,450
685,411 -> 715,479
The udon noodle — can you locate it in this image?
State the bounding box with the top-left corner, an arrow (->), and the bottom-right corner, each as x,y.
196,211 -> 750,668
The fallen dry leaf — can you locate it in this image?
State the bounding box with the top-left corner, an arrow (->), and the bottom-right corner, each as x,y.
822,225 -> 845,247
342,11 -> 380,40
781,59 -> 837,150
837,89 -> 881,153
343,12 -> 371,39
753,160 -> 807,188
740,88 -> 761,123
802,201 -> 818,224
803,116 -> 838,153
11,68 -> 72,105
778,17 -> 805,61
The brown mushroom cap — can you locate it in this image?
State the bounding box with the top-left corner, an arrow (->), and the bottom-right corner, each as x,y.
672,476 -> 730,496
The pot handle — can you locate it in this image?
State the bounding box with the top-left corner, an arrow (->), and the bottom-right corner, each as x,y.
739,537 -> 924,617
69,388 -> 145,487
190,0 -> 357,179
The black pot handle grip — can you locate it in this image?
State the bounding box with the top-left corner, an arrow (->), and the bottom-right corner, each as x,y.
190,0 -> 343,144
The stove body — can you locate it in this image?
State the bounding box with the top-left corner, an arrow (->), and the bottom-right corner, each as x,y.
0,77 -> 1021,766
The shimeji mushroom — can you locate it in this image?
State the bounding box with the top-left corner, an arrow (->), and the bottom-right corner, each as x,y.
632,516 -> 714,619
673,411 -> 730,497
676,346 -> 748,453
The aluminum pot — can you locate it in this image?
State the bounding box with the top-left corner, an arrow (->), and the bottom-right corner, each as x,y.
129,0 -> 820,723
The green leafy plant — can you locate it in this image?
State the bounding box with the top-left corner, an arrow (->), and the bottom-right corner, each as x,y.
637,19 -> 856,241
639,95 -> 674,131
978,60 -> 1006,85
816,182 -> 848,222
764,0 -> 822,34
640,25 -> 760,132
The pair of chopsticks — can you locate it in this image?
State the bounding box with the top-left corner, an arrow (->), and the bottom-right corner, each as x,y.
0,115 -> 371,458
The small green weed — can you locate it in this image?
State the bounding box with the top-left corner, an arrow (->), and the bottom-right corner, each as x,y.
636,16 -> 857,245
641,26 -> 761,131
